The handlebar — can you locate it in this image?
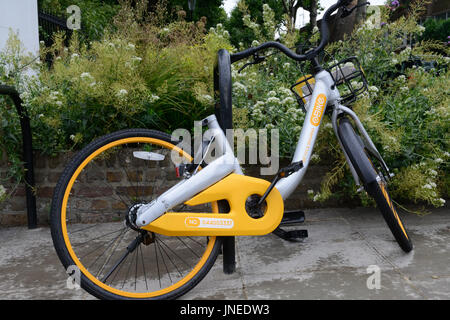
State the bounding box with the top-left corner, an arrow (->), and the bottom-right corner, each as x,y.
230,0 -> 351,64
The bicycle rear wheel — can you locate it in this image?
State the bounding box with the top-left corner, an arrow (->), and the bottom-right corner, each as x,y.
338,118 -> 413,253
50,129 -> 222,299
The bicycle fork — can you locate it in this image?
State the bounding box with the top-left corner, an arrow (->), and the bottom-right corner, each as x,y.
331,104 -> 394,190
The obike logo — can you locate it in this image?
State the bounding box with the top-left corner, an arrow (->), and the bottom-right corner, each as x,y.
185,217 -> 200,227
310,94 -> 327,126
185,217 -> 234,229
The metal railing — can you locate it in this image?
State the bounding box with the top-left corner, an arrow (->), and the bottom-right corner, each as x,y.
38,8 -> 72,48
0,85 -> 37,229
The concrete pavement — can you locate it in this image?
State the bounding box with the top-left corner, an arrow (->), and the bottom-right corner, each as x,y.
0,206 -> 448,300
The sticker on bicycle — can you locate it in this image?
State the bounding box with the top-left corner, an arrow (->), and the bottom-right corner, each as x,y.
185,217 -> 234,229
310,94 -> 327,126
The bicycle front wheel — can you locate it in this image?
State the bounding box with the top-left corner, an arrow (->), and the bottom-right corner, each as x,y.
50,129 -> 222,299
338,118 -> 413,253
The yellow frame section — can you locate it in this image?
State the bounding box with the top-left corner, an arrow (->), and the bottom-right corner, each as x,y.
61,137 -> 218,298
143,173 -> 284,236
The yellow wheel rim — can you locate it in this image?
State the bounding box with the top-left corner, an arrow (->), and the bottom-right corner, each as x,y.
60,137 -> 217,298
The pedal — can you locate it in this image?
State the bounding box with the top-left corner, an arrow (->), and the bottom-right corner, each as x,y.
280,210 -> 305,226
272,227 -> 308,242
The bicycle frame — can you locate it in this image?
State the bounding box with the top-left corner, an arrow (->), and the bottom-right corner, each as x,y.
135,69 -> 390,235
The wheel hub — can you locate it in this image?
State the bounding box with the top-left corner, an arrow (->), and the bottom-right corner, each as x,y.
126,203 -> 144,231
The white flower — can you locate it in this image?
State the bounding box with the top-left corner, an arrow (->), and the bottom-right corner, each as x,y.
233,82 -> 247,92
71,53 -> 79,59
307,189 -> 314,195
438,198 -> 446,205
280,87 -> 292,96
0,185 -> 6,198
131,56 -> 142,63
422,184 -> 432,190
369,86 -> 379,93
55,101 -> 63,106
149,94 -> 160,103
282,97 -> 295,105
70,134 -> 76,141
254,101 -> 265,108
49,91 -> 60,100
397,75 -> 406,82
127,43 -> 136,50
199,94 -> 213,104
116,89 -> 128,98
267,97 -> 280,104
80,72 -> 93,80
435,158 -> 443,163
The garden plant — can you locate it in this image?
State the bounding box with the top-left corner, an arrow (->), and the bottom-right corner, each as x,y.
0,0 -> 448,213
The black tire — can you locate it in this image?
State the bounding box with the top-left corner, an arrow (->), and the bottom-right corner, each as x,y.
338,118 -> 413,253
50,129 -> 223,299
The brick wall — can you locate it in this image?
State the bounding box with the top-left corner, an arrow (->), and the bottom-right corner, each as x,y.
0,153 -> 353,227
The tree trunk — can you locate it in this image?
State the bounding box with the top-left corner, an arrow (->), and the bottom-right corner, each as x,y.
330,0 -> 358,42
355,0 -> 367,26
309,0 -> 318,28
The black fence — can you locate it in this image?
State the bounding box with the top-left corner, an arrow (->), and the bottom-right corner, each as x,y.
0,86 -> 37,229
38,8 -> 72,48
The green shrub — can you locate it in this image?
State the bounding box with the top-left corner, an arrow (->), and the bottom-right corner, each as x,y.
38,0 -> 120,43
0,3 -> 232,199
230,3 -> 449,209
419,18 -> 450,43
1,2 -> 448,211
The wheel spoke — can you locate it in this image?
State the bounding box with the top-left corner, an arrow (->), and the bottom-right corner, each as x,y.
58,135 -> 218,298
